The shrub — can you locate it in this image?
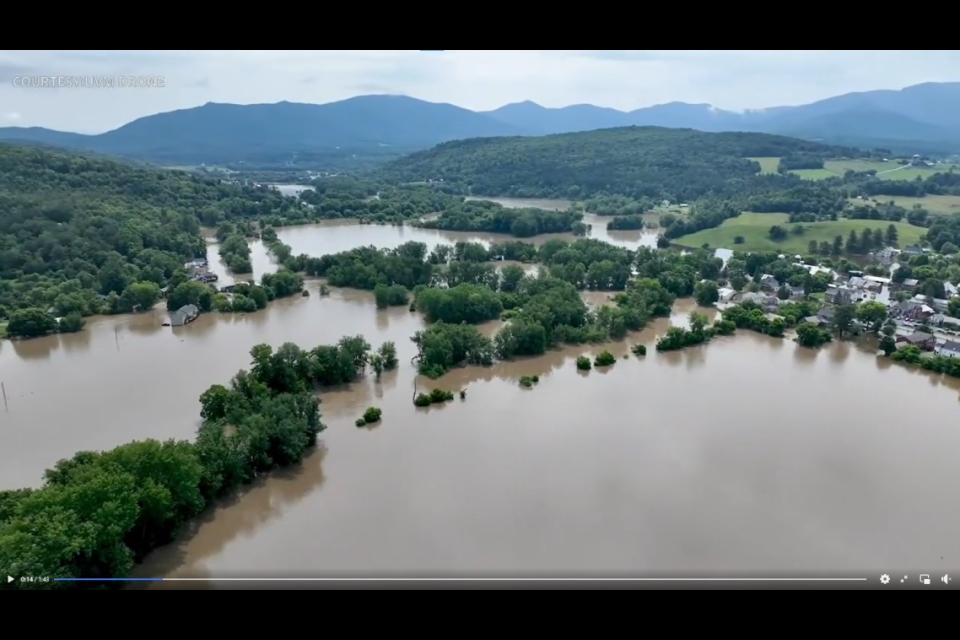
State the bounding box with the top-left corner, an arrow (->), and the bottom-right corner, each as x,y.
519,375 -> 539,388
631,344 -> 647,356
594,351 -> 616,366
362,407 -> 382,423
355,418 -> 367,427
576,356 -> 592,370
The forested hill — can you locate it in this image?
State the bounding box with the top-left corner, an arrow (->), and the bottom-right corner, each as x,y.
0,143 -> 298,322
377,127 -> 854,201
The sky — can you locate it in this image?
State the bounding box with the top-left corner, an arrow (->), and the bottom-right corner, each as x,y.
2,50 -> 959,134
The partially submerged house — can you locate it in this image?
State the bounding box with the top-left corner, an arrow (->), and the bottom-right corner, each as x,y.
169,304 -> 199,327
896,331 -> 936,351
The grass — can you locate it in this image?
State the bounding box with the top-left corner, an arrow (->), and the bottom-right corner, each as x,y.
748,157 -> 780,174
780,158 -> 960,182
850,194 -> 960,216
674,212 -> 927,254
790,168 -> 837,180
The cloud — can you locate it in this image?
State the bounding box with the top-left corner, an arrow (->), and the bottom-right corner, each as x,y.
4,112 -> 21,121
2,50 -> 959,133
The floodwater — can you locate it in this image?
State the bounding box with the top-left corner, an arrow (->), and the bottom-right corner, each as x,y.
203,198 -> 656,286
3,261 -> 960,577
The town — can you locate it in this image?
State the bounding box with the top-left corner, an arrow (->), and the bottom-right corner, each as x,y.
711,244 -> 960,359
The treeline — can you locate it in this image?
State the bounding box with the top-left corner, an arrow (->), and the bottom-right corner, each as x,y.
778,154 -> 825,171
417,199 -> 585,238
606,215 -> 646,230
0,335 -> 395,588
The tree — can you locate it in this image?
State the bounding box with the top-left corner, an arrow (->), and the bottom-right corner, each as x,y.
6,308 -> 58,338
856,301 -> 887,332
119,281 -> 161,313
832,235 -> 843,256
166,280 -> 214,312
948,297 -> 960,318
833,304 -> 856,338
693,280 -> 719,307
377,342 -> 399,370
845,230 -> 859,254
768,225 -> 788,241
776,284 -> 791,300
885,224 -> 898,245
733,236 -> 745,245
808,240 -> 818,254
879,335 -> 897,356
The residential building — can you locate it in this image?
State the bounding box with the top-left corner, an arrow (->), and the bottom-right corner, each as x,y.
935,341 -> 960,358
890,300 -> 934,321
759,274 -> 780,291
874,247 -> 899,266
901,245 -> 923,257
193,272 -> 219,284
813,306 -> 835,326
896,331 -> 936,351
824,285 -> 854,305
901,278 -> 919,289
931,298 -> 950,313
945,282 -> 958,297
717,287 -> 736,303
789,285 -> 805,299
739,292 -> 779,311
169,304 -> 200,327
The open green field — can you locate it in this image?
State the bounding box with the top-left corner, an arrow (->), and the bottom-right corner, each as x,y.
778,158 -> 960,181
673,212 -> 926,254
790,168 -> 837,180
851,194 -> 960,216
747,157 -> 780,174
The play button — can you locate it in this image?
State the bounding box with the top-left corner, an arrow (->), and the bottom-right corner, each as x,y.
7,576 -> 12,583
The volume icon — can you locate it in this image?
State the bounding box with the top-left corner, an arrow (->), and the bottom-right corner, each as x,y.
942,574 -> 951,584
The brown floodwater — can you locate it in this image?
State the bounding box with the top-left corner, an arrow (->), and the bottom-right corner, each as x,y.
3,217 -> 960,580
3,278 -> 960,579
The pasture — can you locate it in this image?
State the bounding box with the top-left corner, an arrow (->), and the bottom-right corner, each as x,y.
747,157 -> 780,174
673,212 -> 926,254
771,158 -> 960,181
851,194 -> 960,216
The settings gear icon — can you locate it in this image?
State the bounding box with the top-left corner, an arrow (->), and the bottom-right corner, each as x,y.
880,574 -> 890,584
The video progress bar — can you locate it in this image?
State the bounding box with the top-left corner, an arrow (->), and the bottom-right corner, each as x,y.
53,577 -> 870,583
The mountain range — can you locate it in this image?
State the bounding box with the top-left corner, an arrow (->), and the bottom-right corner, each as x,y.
2,82 -> 959,166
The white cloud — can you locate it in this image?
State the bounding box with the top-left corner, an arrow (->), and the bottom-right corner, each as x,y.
4,112 -> 20,121
1,50 -> 959,133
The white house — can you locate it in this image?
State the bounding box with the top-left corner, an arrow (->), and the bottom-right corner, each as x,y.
935,341 -> 960,358
717,287 -> 736,303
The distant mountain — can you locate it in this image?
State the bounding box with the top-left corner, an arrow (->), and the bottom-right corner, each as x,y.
0,95 -> 525,166
3,83 -> 960,166
483,83 -> 960,155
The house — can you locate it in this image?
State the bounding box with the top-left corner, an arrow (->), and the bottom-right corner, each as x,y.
901,278 -> 919,290
739,292 -> 779,311
896,331 -> 936,351
945,282 -> 958,297
169,304 -> 199,327
935,341 -> 960,358
824,285 -> 854,305
184,259 -> 208,270
759,274 -> 780,291
891,300 -> 934,321
717,287 -> 736,303
901,245 -> 923,257
874,247 -> 899,266
789,285 -> 805,299
815,306 -> 835,326
193,272 -> 219,284
931,298 -> 950,313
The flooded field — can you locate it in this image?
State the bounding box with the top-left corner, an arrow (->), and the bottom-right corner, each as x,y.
3,212 -> 959,580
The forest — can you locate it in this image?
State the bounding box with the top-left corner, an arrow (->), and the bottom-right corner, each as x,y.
375,127 -> 853,201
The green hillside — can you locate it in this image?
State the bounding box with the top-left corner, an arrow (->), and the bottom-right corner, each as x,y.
378,127 -> 849,201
